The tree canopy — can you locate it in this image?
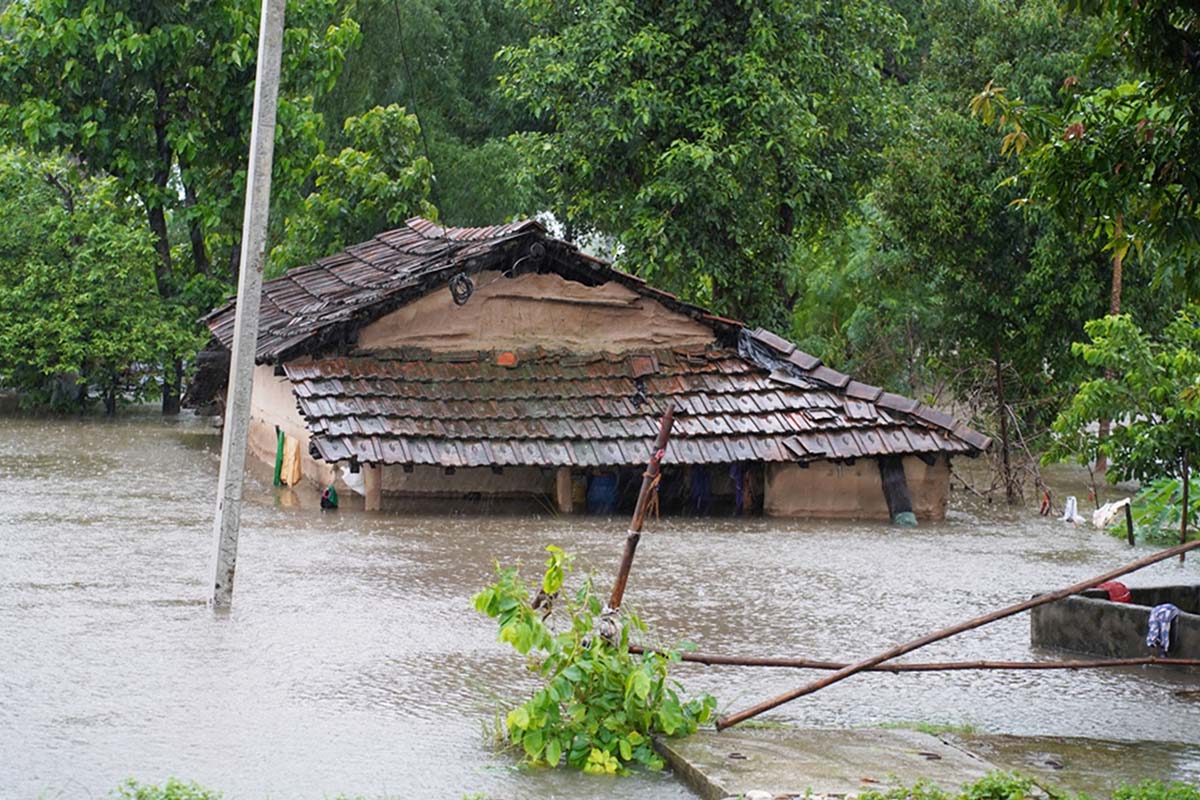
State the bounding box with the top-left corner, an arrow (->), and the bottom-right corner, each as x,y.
1048,307 -> 1200,484
0,0 -> 361,409
0,148 -> 194,412
498,0 -> 901,328
269,103 -> 437,276
320,0 -> 537,225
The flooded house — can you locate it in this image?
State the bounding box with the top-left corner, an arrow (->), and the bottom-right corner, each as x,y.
189,217 -> 990,520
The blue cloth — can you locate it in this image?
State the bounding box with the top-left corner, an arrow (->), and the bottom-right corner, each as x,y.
587,474 -> 619,514
730,463 -> 745,515
689,467 -> 712,515
1146,603 -> 1181,653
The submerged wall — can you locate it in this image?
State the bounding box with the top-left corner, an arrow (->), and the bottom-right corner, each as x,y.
1031,592 -> 1200,660
355,271 -> 716,353
763,456 -> 951,521
248,364 -> 336,490
247,367 -> 556,506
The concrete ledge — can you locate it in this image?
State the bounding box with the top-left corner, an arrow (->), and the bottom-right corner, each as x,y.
1031,589 -> 1200,660
655,728 -> 999,800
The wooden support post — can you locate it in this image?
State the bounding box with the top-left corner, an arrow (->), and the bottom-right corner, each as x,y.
607,407 -> 675,612
363,464 -> 382,511
1125,501 -> 1136,546
878,455 -> 916,526
555,466 -> 573,514
208,0 -> 286,610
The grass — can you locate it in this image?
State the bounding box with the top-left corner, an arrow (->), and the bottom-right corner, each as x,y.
877,720 -> 981,736
857,772 -> 1200,800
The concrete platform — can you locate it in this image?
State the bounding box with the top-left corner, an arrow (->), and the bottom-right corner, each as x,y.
656,727 -> 1000,800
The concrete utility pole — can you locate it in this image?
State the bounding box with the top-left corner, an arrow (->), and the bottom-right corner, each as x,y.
209,0 -> 286,609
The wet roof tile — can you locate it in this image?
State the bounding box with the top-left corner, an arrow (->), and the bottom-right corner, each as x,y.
286,345 -> 983,468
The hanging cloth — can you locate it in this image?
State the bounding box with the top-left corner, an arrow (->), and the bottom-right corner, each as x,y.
280,434 -> 303,487
1096,581 -> 1132,603
1060,496 -> 1085,524
1146,603 -> 1181,653
273,427 -> 285,487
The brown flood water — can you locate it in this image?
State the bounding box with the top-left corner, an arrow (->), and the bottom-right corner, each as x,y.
1,413 -> 1198,799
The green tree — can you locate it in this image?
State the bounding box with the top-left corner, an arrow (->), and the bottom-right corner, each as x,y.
1046,307 -> 1200,545
269,104 -> 437,275
0,149 -> 195,413
0,0 -> 360,412
829,0 -> 1157,501
970,0 -> 1200,296
320,0 -> 537,225
971,0 -> 1200,476
497,0 -> 901,327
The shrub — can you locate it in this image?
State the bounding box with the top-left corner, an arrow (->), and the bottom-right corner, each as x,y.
111,778 -> 221,800
472,546 -> 715,774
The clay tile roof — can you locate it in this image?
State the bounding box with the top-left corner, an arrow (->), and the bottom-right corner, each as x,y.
287,335 -> 989,468
197,218 -> 991,462
845,380 -> 884,402
750,328 -> 795,356
787,349 -> 822,371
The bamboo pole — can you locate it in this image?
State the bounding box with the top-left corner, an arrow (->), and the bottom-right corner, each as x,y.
716,536 -> 1200,730
629,645 -> 1200,672
607,406 -> 675,612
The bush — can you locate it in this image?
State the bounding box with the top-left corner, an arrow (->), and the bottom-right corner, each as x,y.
472,546 -> 715,774
111,778 -> 221,800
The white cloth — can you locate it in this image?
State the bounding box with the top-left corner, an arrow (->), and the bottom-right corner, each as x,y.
1093,498 -> 1131,529
341,465 -> 366,497
1060,496 -> 1085,524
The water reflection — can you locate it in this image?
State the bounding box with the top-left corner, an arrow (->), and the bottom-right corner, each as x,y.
0,414 -> 1197,799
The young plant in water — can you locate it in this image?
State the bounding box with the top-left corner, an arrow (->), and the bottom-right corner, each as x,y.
472,546 -> 715,774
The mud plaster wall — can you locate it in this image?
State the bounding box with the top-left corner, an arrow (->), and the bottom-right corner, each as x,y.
248,364 -> 336,490
379,465 -> 554,497
355,271 -> 716,353
763,456 -> 950,521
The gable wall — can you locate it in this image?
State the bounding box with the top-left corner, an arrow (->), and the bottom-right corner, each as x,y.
355,271 -> 716,353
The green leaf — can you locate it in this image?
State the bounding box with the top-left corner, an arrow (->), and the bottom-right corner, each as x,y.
545,736 -> 562,766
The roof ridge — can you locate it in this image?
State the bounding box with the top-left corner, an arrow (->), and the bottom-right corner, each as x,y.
740,328 -> 992,452
405,216 -> 546,242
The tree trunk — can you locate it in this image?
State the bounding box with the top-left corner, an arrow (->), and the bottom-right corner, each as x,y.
228,238 -> 242,286
994,340 -> 1015,503
1096,215 -> 1125,476
146,201 -> 173,298
150,84 -> 183,417
182,173 -> 211,276
161,357 -> 182,416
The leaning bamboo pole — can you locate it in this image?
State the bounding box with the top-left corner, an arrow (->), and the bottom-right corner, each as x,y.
607,406 -> 675,612
716,536 -> 1200,730
628,644 -> 1200,672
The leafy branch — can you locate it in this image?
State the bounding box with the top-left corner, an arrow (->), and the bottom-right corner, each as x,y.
472,546 -> 715,774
